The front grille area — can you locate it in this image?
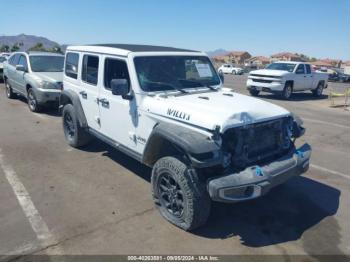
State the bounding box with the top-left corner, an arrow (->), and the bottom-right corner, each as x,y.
252,78 -> 272,83
222,118 -> 292,170
250,74 -> 280,79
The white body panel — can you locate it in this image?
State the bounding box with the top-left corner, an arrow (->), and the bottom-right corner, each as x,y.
63,46 -> 294,157
247,61 -> 328,92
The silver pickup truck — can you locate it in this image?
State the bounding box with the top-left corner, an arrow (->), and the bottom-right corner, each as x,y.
3,51 -> 64,112
247,61 -> 328,99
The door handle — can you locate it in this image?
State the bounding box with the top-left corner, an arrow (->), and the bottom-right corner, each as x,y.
79,91 -> 87,99
98,98 -> 110,108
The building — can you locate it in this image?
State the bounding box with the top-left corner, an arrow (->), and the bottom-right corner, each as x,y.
342,61 -> 350,74
317,59 -> 342,68
213,51 -> 251,66
226,51 -> 251,65
270,52 -> 304,62
245,56 -> 270,67
310,60 -> 335,70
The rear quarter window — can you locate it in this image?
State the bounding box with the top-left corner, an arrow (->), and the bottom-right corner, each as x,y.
65,52 -> 79,79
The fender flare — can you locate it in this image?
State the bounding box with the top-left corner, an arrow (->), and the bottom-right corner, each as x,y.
59,90 -> 88,128
142,122 -> 222,168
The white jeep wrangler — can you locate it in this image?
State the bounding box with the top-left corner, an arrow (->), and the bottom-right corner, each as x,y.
60,44 -> 311,231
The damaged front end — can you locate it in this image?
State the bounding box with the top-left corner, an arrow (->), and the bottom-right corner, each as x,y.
206,115 -> 311,203
221,116 -> 300,171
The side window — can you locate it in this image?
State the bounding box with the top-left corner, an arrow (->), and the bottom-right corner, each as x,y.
305,64 -> 311,74
104,58 -> 130,90
18,55 -> 28,71
296,64 -> 305,74
82,55 -> 99,85
65,52 -> 79,79
10,54 -> 20,66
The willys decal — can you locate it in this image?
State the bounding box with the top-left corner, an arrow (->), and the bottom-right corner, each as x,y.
167,108 -> 191,121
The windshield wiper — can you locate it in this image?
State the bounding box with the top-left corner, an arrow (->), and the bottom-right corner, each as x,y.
147,81 -> 189,94
178,79 -> 218,91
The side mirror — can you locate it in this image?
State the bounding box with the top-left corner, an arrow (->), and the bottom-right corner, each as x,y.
16,65 -> 26,72
218,71 -> 224,84
111,79 -> 130,97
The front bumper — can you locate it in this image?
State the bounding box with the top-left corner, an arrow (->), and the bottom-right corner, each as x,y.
207,143 -> 311,203
35,88 -> 61,104
247,79 -> 284,92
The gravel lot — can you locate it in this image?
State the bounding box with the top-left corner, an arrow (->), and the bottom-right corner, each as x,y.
0,76 -> 349,259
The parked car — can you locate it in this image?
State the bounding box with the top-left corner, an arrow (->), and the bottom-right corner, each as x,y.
247,61 -> 328,99
0,52 -> 11,58
328,70 -> 350,83
59,44 -> 311,231
3,51 -> 64,112
0,56 -> 7,80
218,64 -> 244,75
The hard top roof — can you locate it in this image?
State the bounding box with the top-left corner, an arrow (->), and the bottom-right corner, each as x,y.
91,44 -> 199,53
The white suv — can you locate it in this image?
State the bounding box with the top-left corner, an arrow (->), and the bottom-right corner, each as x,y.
60,44 -> 311,231
218,64 -> 243,75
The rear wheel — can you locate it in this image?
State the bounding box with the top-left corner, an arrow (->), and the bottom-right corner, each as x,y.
27,88 -> 41,112
249,89 -> 260,96
152,156 -> 211,231
282,83 -> 293,100
5,79 -> 16,99
62,104 -> 91,148
312,82 -> 324,97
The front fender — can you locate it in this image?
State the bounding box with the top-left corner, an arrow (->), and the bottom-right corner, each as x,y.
59,89 -> 88,128
142,122 -> 223,168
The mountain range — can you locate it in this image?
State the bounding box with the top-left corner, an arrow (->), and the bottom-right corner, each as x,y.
0,34 -> 61,51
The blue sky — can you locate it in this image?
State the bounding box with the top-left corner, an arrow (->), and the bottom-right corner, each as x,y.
2,0 -> 350,60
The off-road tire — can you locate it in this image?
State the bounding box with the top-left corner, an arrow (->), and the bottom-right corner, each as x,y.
62,104 -> 91,148
282,82 -> 293,100
152,156 -> 211,231
27,88 -> 41,112
249,89 -> 260,96
5,79 -> 16,99
312,82 -> 324,97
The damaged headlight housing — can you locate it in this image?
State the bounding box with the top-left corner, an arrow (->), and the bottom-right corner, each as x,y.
291,114 -> 305,138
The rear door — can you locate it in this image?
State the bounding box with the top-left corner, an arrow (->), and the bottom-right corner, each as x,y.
7,54 -> 20,90
304,64 -> 314,90
64,52 -> 101,131
13,55 -> 28,94
294,63 -> 306,90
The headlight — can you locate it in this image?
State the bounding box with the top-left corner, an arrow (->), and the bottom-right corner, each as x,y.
40,80 -> 59,89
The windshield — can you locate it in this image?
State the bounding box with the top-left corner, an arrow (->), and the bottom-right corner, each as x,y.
134,56 -> 221,92
29,55 -> 64,72
266,63 -> 296,72
0,57 -> 6,63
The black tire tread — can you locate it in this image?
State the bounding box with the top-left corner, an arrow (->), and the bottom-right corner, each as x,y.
151,156 -> 211,231
62,104 -> 91,148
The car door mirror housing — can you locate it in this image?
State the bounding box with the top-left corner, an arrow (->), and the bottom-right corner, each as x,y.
111,79 -> 130,97
16,65 -> 26,72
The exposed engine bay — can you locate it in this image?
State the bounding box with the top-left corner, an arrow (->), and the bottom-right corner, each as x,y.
222,117 -> 294,171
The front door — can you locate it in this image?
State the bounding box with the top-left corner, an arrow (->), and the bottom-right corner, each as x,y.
294,64 -> 306,90
98,56 -> 137,150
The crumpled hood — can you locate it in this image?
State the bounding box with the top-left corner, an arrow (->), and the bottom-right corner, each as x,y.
34,72 -> 63,83
250,69 -> 290,77
141,89 -> 291,132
